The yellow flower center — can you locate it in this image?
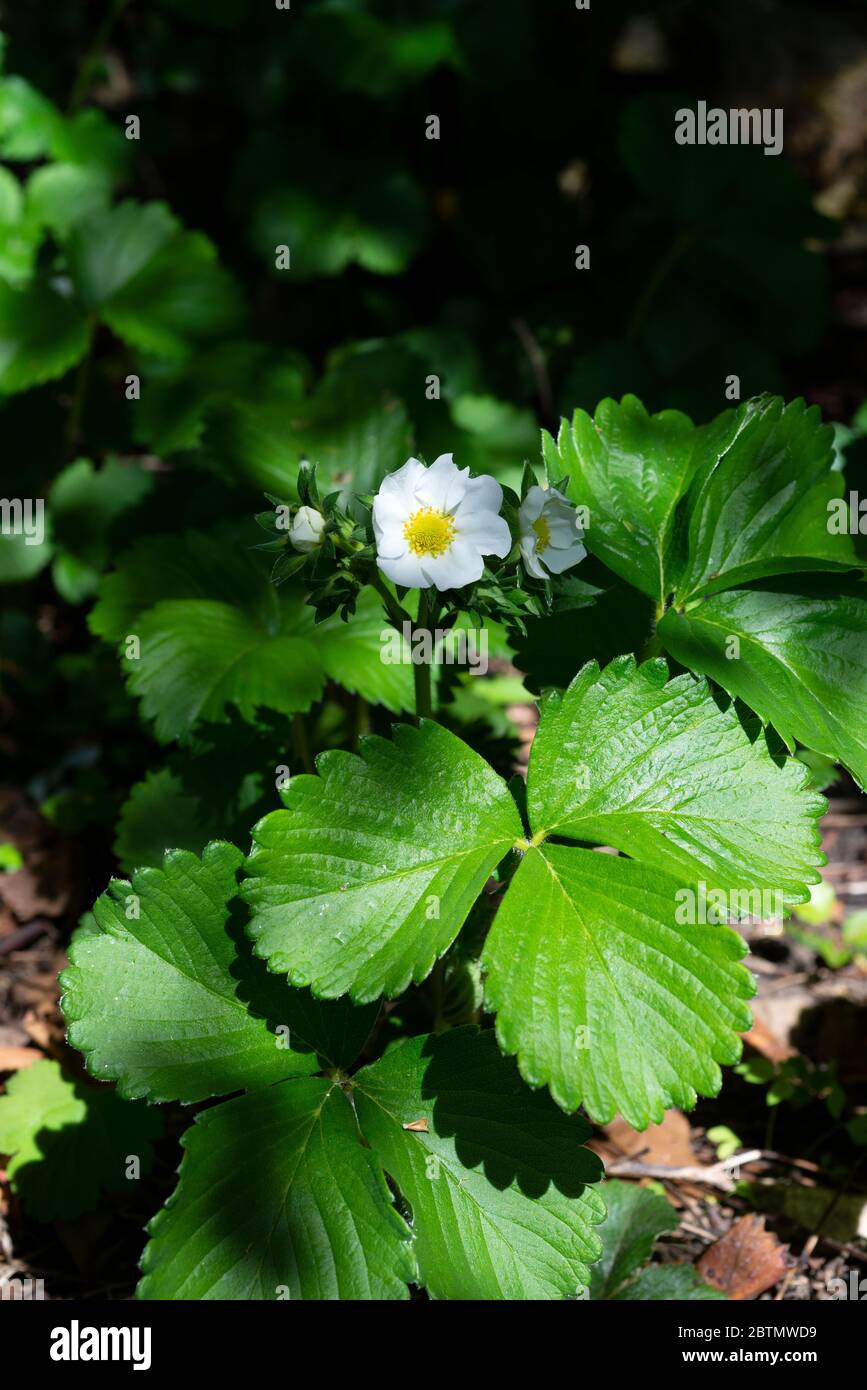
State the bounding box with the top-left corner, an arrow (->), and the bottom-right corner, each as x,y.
403,506 -> 457,558
532,515 -> 551,555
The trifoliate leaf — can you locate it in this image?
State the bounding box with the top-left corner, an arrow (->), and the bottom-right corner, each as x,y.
0,279 -> 88,392
525,655 -> 825,898
482,656 -> 824,1126
138,1078 -> 416,1300
483,843 -> 754,1127
659,579 -> 867,790
243,721 -> 523,1002
0,1060 -> 161,1221
675,396 -> 858,602
549,394 -> 698,600
354,1029 -> 605,1300
60,841 -> 354,1103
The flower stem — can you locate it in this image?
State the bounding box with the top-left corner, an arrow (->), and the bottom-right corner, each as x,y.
639,598 -> 666,662
413,590 -> 435,724
368,570 -> 411,631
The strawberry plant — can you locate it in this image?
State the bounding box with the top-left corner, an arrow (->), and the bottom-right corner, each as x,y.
54,389 -> 864,1299
2,4 -> 865,1307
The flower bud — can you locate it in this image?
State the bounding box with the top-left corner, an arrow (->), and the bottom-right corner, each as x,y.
289,505 -> 325,553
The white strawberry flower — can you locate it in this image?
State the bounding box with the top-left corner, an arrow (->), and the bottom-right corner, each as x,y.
289,505 -> 325,553
372,454 -> 511,591
518,484 -> 586,579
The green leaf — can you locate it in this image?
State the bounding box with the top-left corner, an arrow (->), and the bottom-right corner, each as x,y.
114,767 -> 212,869
0,76 -> 63,160
205,361 -> 412,503
90,532 -> 414,740
614,1264 -> 726,1300
243,721 -> 523,1002
128,597 -> 326,742
659,579 -> 867,789
0,514 -> 52,584
49,455 -> 152,590
60,841 -> 348,1103
101,230 -> 245,359
132,340 -> 303,456
484,842 -> 754,1127
138,1078 -> 415,1300
67,201 -> 244,358
524,655 -> 825,898
0,1059 -> 161,1221
482,656 -> 824,1126
89,530 -> 277,642
251,166 -> 426,280
549,394 -> 697,600
511,568 -> 654,691
0,279 -> 88,392
450,393 -> 538,489
0,165 -> 41,286
588,1179 -> 676,1298
27,162 -> 112,236
67,201 -> 178,307
354,1029 -> 605,1300
675,396 -> 858,602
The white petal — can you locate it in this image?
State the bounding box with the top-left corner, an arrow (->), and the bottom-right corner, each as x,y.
545,513 -> 580,545
373,490 -> 410,531
543,540 -> 586,574
373,461 -> 426,535
377,550 -> 431,589
416,454 -> 468,511
518,486 -> 546,528
456,510 -> 512,559
459,472 -> 504,516
376,529 -> 411,561
521,537 -> 548,580
380,457 -> 426,496
419,539 -> 484,591
545,486 -> 572,508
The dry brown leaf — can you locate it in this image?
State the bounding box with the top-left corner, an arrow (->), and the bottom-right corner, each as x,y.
0,855 -> 71,921
604,1109 -> 697,1166
697,1214 -> 789,1300
0,1046 -> 39,1072
743,1011 -> 797,1065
